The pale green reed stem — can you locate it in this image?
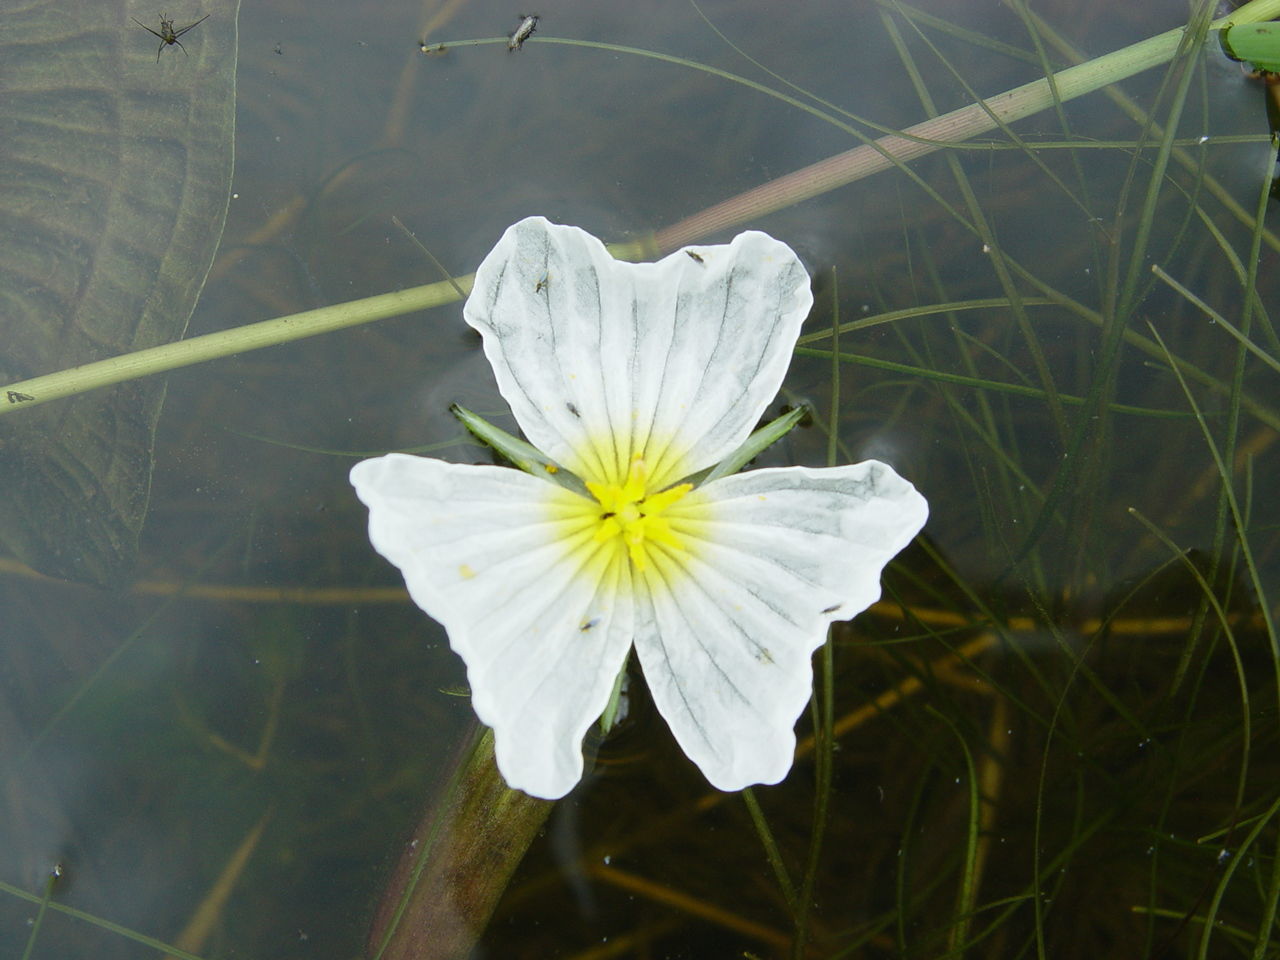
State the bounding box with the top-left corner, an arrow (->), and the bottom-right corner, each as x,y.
1,279 -> 469,415
3,0 -> 1278,417
652,0 -> 1280,250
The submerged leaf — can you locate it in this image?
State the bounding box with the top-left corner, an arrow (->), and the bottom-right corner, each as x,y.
0,1 -> 240,584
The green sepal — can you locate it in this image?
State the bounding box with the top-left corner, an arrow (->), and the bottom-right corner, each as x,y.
449,404 -> 588,496
1220,22 -> 1280,73
699,405 -> 811,484
598,659 -> 629,735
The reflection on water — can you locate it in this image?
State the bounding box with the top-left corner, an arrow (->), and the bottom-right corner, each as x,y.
2,0 -> 1278,956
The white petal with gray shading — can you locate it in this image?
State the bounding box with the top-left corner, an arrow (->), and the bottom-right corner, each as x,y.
350,453 -> 635,798
632,461 -> 928,791
462,217 -> 813,489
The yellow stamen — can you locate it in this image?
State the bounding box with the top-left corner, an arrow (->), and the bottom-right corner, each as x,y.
585,453 -> 692,572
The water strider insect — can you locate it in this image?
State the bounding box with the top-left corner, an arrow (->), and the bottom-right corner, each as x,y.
507,14 -> 539,51
132,13 -> 209,61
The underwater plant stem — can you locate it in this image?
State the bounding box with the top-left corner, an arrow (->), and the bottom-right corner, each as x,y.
0,277 -> 469,416
793,634 -> 836,959
652,0 -> 1280,252
741,788 -> 799,914
0,875 -> 208,960
793,352 -> 840,957
167,810 -> 272,958
367,725 -> 552,960
1151,265 -> 1280,377
17,868 -> 58,960
926,705 -> 981,958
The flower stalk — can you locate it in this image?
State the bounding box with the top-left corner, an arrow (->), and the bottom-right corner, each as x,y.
366,727 -> 552,960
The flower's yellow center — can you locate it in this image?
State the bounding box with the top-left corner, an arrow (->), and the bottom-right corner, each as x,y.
585,454 -> 692,572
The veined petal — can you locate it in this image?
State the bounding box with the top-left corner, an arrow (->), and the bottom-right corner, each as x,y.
350,454 -> 635,799
631,461 -> 928,792
463,217 -> 813,490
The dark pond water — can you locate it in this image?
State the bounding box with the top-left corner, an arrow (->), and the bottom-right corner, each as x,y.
3,0 -> 1278,957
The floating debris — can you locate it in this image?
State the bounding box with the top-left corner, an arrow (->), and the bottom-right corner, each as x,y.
508,14 -> 539,52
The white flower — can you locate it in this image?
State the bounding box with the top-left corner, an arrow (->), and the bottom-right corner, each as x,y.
350,216 -> 928,800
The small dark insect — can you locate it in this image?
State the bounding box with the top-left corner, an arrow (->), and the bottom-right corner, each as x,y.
579,617 -> 600,632
565,401 -> 580,418
508,13 -> 539,52
684,250 -> 705,264
535,275 -> 548,293
6,391 -> 34,404
821,603 -> 842,614
132,13 -> 210,61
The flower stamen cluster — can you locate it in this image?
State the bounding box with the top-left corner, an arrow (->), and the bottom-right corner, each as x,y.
585,454 -> 692,572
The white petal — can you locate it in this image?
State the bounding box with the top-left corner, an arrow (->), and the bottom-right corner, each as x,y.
463,217 -> 813,490
350,454 -> 635,799
631,461 -> 928,791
